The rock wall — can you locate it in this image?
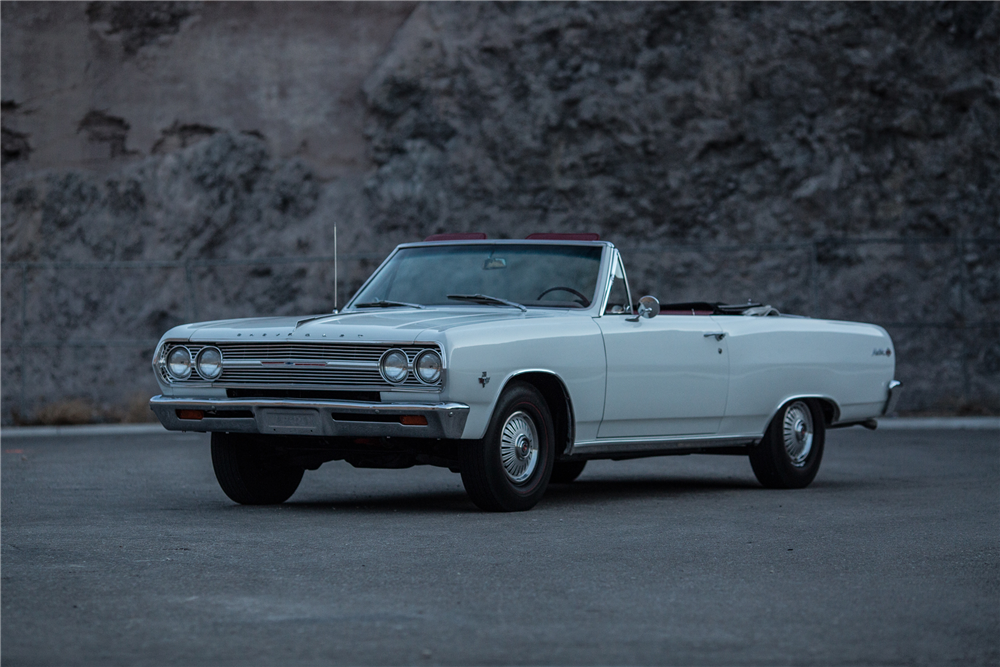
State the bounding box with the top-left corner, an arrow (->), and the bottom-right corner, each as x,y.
2,2 -> 998,423
1,1 -> 414,178
365,3 -> 998,243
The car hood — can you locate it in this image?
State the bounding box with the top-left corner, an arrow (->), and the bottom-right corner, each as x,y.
176,307 -> 575,344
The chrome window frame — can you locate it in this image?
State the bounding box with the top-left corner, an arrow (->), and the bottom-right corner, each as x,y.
343,240 -> 615,315
597,248 -> 635,318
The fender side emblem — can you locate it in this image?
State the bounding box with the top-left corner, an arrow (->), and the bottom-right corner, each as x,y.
479,372 -> 491,387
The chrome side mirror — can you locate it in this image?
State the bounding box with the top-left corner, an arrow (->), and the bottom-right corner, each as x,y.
627,296 -> 660,321
638,295 -> 660,319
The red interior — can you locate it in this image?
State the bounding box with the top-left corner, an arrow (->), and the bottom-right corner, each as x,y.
424,232 -> 488,241
525,233 -> 600,241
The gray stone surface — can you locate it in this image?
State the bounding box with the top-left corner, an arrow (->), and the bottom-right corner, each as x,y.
2,2 -> 998,422
0,1 -> 414,178
1,429 -> 998,665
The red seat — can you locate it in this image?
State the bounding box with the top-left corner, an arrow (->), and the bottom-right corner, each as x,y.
423,233 -> 488,241
525,233 -> 600,241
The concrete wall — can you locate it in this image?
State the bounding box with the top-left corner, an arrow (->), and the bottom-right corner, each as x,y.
2,2 -> 998,423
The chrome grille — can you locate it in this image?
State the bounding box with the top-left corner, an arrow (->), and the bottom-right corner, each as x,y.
215,343 -> 388,362
159,342 -> 442,390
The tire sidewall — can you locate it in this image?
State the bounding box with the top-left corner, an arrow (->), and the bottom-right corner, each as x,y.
466,383 -> 555,511
768,399 -> 825,487
211,432 -> 304,505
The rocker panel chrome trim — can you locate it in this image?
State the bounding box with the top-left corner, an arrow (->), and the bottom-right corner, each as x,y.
569,434 -> 760,457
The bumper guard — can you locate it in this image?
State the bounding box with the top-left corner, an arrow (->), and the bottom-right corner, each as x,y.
883,380 -> 903,416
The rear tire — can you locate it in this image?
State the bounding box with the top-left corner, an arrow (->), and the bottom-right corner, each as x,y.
460,382 -> 554,511
749,399 -> 825,489
211,432 -> 304,505
550,460 -> 587,484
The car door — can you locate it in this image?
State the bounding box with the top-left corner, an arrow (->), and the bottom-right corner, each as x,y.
594,255 -> 730,438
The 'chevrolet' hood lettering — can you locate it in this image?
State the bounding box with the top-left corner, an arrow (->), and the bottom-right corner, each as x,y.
179,307 -> 559,343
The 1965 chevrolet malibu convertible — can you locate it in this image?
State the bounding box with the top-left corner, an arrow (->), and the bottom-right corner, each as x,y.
150,233 -> 901,511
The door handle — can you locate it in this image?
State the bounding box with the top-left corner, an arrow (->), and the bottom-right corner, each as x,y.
703,332 -> 726,341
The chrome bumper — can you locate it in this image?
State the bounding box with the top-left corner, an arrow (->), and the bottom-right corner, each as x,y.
149,395 -> 470,439
883,380 -> 903,415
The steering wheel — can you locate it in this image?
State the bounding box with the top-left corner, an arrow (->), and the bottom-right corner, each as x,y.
536,286 -> 591,307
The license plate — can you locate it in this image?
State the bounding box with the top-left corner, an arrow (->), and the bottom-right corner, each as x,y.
258,409 -> 320,434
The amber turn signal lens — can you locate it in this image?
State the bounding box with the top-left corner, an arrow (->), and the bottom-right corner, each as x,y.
399,415 -> 428,426
176,409 -> 204,420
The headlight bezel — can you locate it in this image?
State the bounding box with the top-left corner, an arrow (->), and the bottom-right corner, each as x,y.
165,345 -> 193,380
413,349 -> 443,385
195,346 -> 224,380
379,348 -> 410,385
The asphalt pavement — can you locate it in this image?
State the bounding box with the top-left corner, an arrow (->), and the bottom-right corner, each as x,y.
2,428 -> 997,665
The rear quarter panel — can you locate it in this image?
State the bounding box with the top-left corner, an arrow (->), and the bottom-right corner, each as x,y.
717,316 -> 896,435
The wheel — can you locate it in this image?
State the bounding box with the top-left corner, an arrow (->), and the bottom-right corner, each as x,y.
536,286 -> 591,307
749,399 -> 825,489
550,460 -> 587,484
211,432 -> 305,505
460,382 -> 555,511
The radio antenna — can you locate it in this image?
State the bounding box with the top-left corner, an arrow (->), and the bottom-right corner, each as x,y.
334,225 -> 338,313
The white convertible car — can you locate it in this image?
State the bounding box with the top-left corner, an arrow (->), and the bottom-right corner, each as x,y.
150,234 -> 901,511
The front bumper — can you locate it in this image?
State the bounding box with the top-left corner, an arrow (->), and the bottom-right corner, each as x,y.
149,395 -> 470,439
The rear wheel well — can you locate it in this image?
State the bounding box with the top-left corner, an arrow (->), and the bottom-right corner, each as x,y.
766,397 -> 839,432
505,372 -> 574,456
814,398 -> 838,426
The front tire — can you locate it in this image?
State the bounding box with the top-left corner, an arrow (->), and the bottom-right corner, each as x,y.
211,432 -> 304,505
749,399 -> 825,489
460,382 -> 555,511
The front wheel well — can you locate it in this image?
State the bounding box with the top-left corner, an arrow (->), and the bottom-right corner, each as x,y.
502,372 -> 574,457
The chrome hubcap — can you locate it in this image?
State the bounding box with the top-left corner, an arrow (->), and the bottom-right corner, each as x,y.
500,411 -> 538,484
782,401 -> 814,468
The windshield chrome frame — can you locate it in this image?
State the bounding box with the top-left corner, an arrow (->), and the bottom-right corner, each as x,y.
597,248 -> 635,318
343,240 -> 617,316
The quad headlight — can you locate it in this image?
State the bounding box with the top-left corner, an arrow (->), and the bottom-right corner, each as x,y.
196,346 -> 223,380
414,350 -> 442,384
166,346 -> 193,380
379,349 -> 409,384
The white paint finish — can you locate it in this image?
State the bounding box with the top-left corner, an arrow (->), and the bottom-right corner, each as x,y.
153,307 -> 897,444
435,313 -> 606,440
716,316 -> 895,435
173,308 -> 569,344
594,315 -> 729,438
149,241 -> 899,452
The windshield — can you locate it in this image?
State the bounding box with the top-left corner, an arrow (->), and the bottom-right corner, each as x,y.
349,244 -> 605,309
